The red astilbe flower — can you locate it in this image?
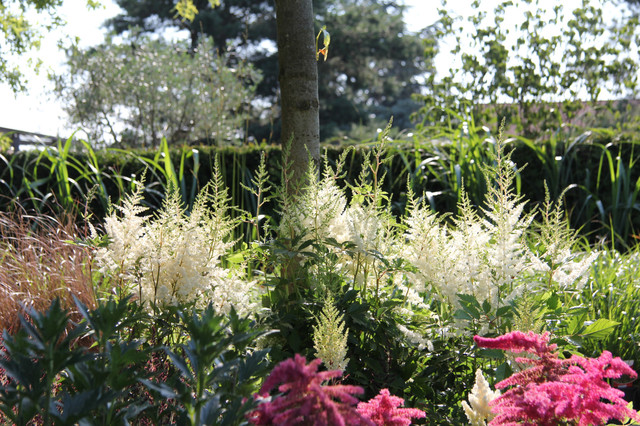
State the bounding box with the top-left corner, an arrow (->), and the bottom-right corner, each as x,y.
356,388 -> 426,426
248,354 -> 374,426
474,331 -> 640,426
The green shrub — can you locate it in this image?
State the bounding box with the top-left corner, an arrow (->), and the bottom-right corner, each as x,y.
0,297 -> 269,425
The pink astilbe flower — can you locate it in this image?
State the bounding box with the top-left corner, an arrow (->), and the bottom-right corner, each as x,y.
475,330 -> 557,357
357,388 -> 426,426
474,331 -> 640,426
248,354 -> 374,425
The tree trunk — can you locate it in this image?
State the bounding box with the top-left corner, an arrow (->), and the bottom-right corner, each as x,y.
275,0 -> 320,290
275,0 -> 320,194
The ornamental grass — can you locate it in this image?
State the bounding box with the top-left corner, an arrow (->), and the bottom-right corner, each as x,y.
0,207 -> 96,333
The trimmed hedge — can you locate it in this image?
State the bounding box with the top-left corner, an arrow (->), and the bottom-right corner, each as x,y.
1,133 -> 639,249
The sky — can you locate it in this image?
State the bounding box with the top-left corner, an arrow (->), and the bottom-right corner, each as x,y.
0,1 -> 124,136
0,0 -> 590,137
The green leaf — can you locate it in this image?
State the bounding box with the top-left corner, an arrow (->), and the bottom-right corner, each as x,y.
567,312 -> 587,335
56,390 -> 104,423
166,349 -> 194,381
482,299 -> 492,314
496,305 -> 512,317
581,318 -> 619,340
453,309 -> 473,321
160,137 -> 178,188
478,348 -> 505,360
200,395 -> 222,425
495,361 -> 512,382
225,252 -> 245,264
139,378 -> 178,400
546,292 -> 559,310
457,293 -> 482,309
463,304 -> 481,320
565,335 -> 585,348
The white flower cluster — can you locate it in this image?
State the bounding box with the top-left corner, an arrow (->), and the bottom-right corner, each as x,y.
403,193 -> 537,313
396,323 -> 434,352
339,203 -> 397,286
531,245 -> 599,290
94,183 -> 261,317
281,142 -> 600,340
402,144 -> 599,328
279,175 -> 348,244
279,167 -> 397,288
462,368 -> 500,426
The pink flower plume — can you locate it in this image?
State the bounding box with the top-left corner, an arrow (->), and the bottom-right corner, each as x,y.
474,330 -> 556,356
356,388 -> 426,426
474,331 -> 640,426
248,354 -> 373,425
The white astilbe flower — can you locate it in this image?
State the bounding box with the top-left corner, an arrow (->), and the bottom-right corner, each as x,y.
404,194 -> 498,310
447,204 -> 494,306
402,204 -> 448,295
132,187 -> 234,307
532,188 -> 600,291
396,323 -> 434,352
95,178 -> 261,316
206,268 -> 261,317
391,273 -> 437,351
345,204 -> 380,253
339,203 -> 398,287
278,153 -> 400,292
462,369 -> 500,426
279,164 -> 399,289
279,174 -> 348,246
476,142 -> 540,304
480,195 -> 538,304
402,141 -> 549,332
95,186 -> 148,286
546,249 -> 599,290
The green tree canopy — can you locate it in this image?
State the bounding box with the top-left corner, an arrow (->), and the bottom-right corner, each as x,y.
105,0 -> 432,141
52,34 -> 260,147
315,0 -> 429,138
416,0 -> 640,137
105,0 -> 278,98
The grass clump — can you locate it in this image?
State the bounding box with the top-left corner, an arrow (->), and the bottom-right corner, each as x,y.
0,208 -> 96,333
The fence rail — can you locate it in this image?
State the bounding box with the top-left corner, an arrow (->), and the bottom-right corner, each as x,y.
0,127 -> 62,152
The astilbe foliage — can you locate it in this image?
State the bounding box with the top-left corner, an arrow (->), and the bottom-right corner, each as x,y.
356,388 -> 426,426
474,331 -> 640,426
248,354 -> 373,425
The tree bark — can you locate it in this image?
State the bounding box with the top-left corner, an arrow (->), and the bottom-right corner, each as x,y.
275,0 -> 320,194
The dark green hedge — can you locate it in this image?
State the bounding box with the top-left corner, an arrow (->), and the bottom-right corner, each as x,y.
2,133 -> 639,249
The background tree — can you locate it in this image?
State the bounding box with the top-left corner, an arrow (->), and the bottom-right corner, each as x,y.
165,0 -> 319,189
105,0 -> 279,137
105,0 -> 431,142
52,34 -> 260,147
315,0 -> 427,139
416,0 -> 640,137
0,0 -> 99,92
